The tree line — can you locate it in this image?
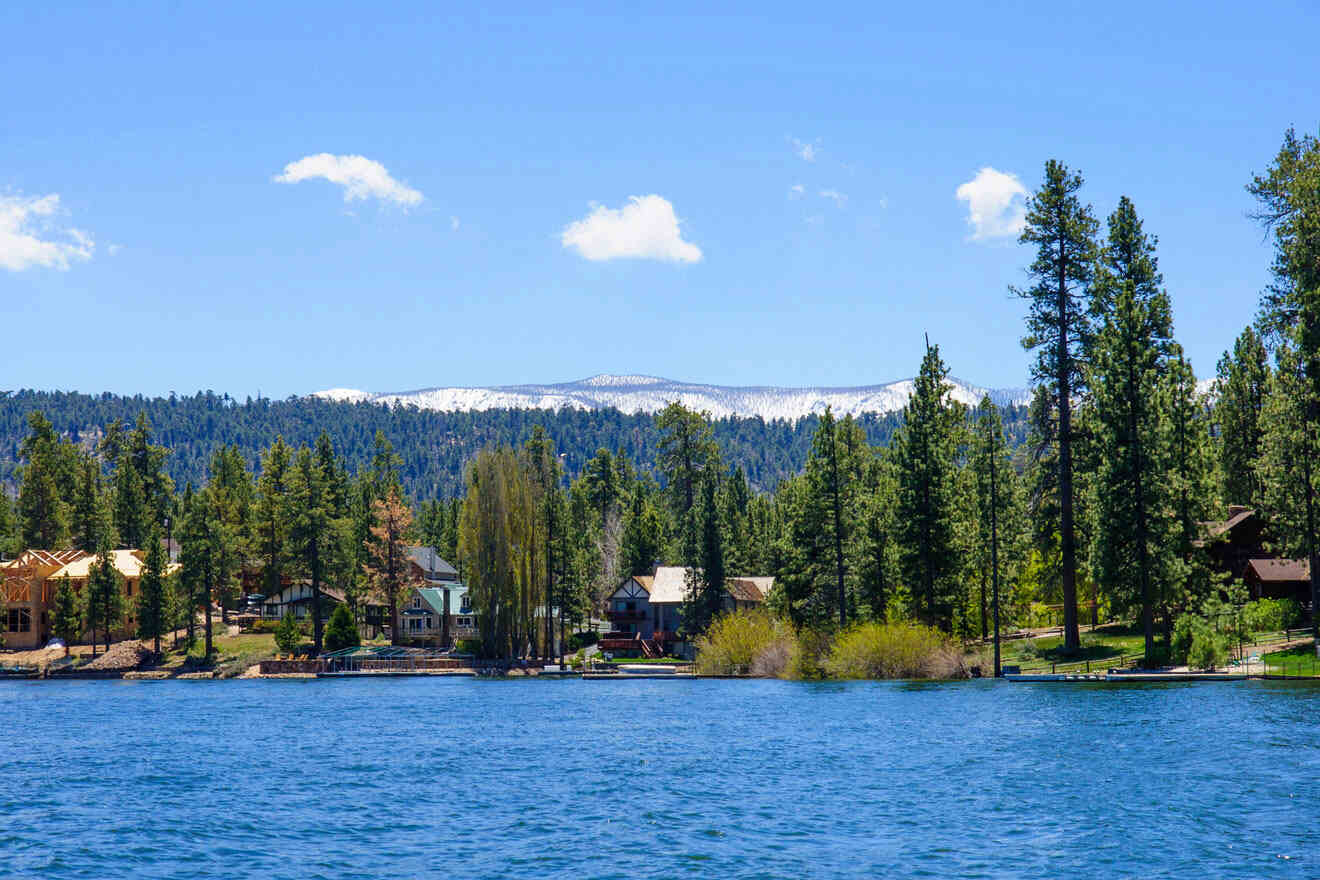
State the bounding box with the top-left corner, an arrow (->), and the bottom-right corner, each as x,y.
4,126 -> 1320,667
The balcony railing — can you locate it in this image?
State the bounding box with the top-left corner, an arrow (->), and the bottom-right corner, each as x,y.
605,609 -> 647,622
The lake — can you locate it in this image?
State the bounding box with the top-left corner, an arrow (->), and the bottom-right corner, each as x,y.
2,677 -> 1317,879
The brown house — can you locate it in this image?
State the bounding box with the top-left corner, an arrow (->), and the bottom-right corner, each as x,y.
1244,558 -> 1312,605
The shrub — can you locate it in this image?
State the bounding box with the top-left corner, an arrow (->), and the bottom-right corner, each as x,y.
693,609 -> 791,676
273,611 -> 303,654
566,631 -> 598,652
1241,598 -> 1301,634
1171,614 -> 1196,664
825,621 -> 965,679
1187,628 -> 1230,671
1018,638 -> 1039,660
247,619 -> 281,634
323,604 -> 360,652
786,627 -> 832,680
455,638 -> 482,656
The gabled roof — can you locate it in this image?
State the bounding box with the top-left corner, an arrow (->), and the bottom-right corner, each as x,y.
727,576 -> 774,603
407,546 -> 458,579
49,549 -> 180,580
1246,558 -> 1310,583
416,584 -> 470,615
1197,507 -> 1258,543
648,567 -> 773,605
648,566 -> 691,604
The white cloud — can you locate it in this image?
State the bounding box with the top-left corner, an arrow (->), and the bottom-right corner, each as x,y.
789,184 -> 805,198
274,153 -> 423,206
450,216 -> 460,231
0,193 -> 95,272
791,137 -> 819,162
561,195 -> 702,263
819,189 -> 847,206
955,167 -> 1028,241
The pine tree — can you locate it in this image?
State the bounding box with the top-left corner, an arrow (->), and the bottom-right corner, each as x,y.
136,525 -> 168,656
655,402 -> 719,565
323,602 -> 359,652
1012,160 -> 1098,651
255,437 -> 293,601
892,342 -> 965,631
620,488 -> 664,577
18,412 -> 70,549
1163,348 -> 1220,623
51,575 -> 81,656
112,455 -> 149,549
1214,326 -> 1270,508
1258,343 -> 1320,644
84,541 -> 125,655
1248,127 -> 1320,654
71,458 -> 103,554
854,454 -> 897,622
1086,196 -> 1176,661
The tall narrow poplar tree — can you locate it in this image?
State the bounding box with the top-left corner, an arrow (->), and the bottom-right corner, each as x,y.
1012,160 -> 1098,651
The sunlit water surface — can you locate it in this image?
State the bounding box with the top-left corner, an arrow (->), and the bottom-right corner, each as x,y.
2,677 -> 1317,878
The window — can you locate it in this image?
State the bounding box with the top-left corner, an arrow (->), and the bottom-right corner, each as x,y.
125,580 -> 134,597
6,607 -> 31,633
412,597 -> 421,609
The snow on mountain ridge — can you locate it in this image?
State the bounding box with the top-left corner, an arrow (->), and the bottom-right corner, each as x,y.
312,375 -> 1032,420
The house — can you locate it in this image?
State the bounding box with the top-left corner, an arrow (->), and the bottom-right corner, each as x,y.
400,583 -> 477,647
1198,505 -> 1268,582
1198,505 -> 1313,609
600,566 -> 774,656
407,547 -> 459,583
1,548 -> 180,650
260,582 -> 348,621
1245,558 -> 1312,605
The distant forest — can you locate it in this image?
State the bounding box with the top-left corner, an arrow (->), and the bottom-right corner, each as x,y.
0,390 -> 1029,499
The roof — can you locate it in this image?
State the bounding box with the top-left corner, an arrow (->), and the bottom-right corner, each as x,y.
1198,507 -> 1257,542
648,567 -> 773,605
726,576 -> 774,603
648,566 -> 692,604
50,549 -> 180,580
1,549 -> 87,573
1246,558 -> 1310,583
407,546 -> 458,579
416,584 -> 470,615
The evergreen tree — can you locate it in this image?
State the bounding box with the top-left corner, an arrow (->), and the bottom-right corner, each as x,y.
1163,347 -> 1220,623
207,445 -> 253,623
655,402 -> 719,564
892,342 -> 965,631
112,455 -> 149,549
51,575 -> 81,656
323,602 -> 359,652
620,488 -> 664,577
254,437 -> 293,601
71,458 -> 103,554
1214,326 -> 1270,508
1012,159 -> 1098,651
685,475 -> 726,636
854,453 -> 897,622
1249,127 -> 1320,653
84,541 -> 125,656
136,525 -> 168,656
1086,196 -> 1176,661
1258,343 -> 1320,645
18,412 -> 71,548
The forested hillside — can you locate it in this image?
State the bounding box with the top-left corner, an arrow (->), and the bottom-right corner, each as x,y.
0,390 -> 1030,498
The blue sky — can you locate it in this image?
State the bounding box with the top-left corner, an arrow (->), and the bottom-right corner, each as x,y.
3,1 -> 1317,399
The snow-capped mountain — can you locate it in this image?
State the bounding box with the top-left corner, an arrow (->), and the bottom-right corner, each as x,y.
312,374 -> 1032,421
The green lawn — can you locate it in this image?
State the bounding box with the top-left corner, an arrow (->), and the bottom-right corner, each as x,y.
1263,642 -> 1320,676
1000,623 -> 1148,671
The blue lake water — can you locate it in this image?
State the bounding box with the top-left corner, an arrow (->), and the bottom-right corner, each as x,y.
2,677 -> 1318,879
